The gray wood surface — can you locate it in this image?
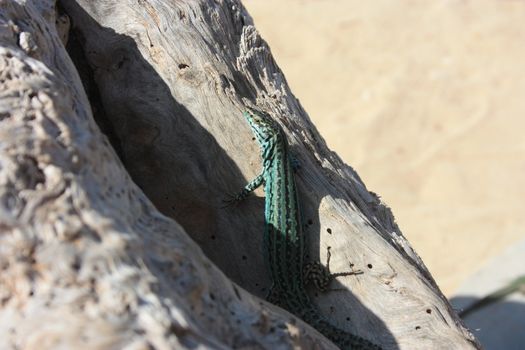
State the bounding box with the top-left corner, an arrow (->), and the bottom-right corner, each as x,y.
0,0 -> 480,348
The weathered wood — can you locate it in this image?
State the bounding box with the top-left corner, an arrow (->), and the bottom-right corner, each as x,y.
0,1 -> 337,349
0,0 -> 480,348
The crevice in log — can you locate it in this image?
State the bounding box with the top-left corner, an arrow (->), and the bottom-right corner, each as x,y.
62,15 -> 125,161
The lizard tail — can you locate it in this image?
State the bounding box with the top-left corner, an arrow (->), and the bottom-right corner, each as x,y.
300,307 -> 382,350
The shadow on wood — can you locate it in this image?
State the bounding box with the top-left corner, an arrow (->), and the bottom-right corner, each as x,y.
59,0 -> 397,348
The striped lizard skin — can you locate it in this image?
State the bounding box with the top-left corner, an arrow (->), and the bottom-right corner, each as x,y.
225,108 -> 381,349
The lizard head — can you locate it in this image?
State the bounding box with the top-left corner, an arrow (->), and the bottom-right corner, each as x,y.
243,108 -> 278,142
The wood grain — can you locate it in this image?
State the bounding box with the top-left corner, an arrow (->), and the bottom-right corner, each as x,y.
0,0 -> 480,348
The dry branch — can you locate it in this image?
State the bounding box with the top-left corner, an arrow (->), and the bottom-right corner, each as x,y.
0,0 -> 480,349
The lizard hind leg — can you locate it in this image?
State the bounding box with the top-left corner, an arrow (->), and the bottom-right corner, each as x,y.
304,247 -> 363,292
303,261 -> 331,292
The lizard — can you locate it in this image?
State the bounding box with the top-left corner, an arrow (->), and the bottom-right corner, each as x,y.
225,108 -> 382,349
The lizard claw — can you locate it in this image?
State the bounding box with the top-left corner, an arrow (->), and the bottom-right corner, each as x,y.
221,188 -> 251,209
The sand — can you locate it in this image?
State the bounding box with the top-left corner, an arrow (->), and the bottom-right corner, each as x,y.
243,0 -> 525,296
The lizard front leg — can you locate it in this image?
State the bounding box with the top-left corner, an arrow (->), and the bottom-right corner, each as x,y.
223,173 -> 264,207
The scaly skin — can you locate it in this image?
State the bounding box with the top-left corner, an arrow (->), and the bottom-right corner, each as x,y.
226,108 -> 381,349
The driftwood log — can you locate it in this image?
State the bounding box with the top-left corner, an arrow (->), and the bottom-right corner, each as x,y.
0,0 -> 480,349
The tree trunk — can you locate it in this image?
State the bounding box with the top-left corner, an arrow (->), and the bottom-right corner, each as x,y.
0,0 -> 480,349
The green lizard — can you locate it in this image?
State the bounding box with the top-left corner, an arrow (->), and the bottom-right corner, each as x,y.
225,108 -> 381,349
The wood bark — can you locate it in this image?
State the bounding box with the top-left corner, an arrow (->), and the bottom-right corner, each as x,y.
0,0 -> 480,349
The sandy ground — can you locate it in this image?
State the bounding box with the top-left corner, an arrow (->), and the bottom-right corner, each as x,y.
243,0 -> 525,296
